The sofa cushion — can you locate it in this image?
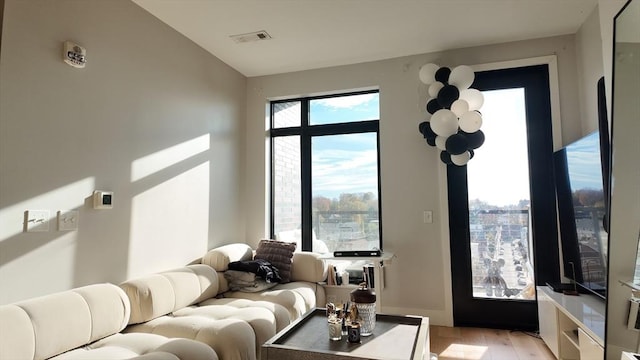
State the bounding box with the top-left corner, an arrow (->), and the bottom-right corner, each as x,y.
50,333 -> 217,360
10,284 -> 129,360
202,243 -> 253,272
198,297 -> 290,333
125,315 -> 258,360
120,265 -> 219,324
73,283 -> 132,341
0,305 -> 35,360
223,281 -> 324,321
22,290 -> 93,360
173,305 -> 275,358
254,239 -> 296,283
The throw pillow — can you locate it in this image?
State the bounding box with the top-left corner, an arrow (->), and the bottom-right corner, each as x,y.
254,239 -> 296,283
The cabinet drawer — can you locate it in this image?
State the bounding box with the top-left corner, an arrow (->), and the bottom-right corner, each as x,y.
537,291 -> 560,358
578,328 -> 604,360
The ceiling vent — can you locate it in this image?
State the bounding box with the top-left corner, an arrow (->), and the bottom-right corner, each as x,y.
230,30 -> 272,43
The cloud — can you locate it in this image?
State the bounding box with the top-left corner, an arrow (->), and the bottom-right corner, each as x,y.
312,149 -> 378,197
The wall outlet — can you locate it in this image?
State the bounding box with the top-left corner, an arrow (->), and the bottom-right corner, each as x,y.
57,210 -> 79,231
24,210 -> 50,232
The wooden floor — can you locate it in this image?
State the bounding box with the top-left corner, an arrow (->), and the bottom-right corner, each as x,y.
430,326 -> 556,360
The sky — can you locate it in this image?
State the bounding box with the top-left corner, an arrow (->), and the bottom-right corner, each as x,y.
466,88 -> 531,206
310,94 -> 380,199
310,93 -> 379,125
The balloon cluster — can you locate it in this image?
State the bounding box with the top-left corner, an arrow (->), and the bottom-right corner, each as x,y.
418,63 -> 485,166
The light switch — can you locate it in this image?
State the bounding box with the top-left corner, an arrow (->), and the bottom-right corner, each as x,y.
423,210 -> 433,224
24,210 -> 50,232
57,210 -> 79,231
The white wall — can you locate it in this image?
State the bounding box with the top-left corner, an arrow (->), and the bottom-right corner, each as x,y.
575,5 -> 605,139
0,0 -> 246,304
245,35 -> 580,325
599,0 -> 630,122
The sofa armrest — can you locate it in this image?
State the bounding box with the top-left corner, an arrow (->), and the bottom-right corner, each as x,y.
202,243 -> 253,272
290,252 -> 327,283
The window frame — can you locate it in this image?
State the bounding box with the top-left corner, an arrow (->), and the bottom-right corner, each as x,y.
269,89 -> 383,252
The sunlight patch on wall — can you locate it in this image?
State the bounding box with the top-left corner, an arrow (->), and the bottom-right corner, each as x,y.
0,177 -> 95,242
128,162 -> 210,278
131,134 -> 210,182
0,232 -> 77,304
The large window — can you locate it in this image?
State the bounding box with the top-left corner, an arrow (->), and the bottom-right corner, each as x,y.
270,91 -> 381,253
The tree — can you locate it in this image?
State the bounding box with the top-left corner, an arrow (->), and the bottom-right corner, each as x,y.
313,196 -> 331,212
574,189 -> 604,207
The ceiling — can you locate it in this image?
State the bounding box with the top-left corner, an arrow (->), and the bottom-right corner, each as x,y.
132,0 -> 598,77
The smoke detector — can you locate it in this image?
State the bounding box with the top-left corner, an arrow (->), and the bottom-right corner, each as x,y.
230,30 -> 272,43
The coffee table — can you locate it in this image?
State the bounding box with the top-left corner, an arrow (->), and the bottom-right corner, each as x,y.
262,308 -> 430,360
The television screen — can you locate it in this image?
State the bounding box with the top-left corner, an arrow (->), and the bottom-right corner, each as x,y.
554,131 -> 608,298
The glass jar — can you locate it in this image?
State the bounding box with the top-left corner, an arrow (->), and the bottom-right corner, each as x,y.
350,282 -> 376,336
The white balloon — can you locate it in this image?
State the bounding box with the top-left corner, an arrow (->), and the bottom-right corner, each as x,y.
450,99 -> 470,117
430,109 -> 459,137
435,136 -> 448,150
449,65 -> 475,90
419,63 -> 440,85
451,151 -> 471,166
428,82 -> 444,98
460,88 -> 484,111
459,111 -> 483,133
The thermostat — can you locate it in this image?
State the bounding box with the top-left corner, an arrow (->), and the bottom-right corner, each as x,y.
93,191 -> 113,209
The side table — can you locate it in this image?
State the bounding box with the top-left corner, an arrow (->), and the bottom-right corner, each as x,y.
319,252 -> 394,313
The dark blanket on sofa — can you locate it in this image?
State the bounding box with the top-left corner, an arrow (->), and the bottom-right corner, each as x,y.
228,259 -> 282,283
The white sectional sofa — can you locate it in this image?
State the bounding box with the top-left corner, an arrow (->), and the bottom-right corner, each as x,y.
0,242 -> 327,360
0,283 -> 217,360
121,243 -> 327,360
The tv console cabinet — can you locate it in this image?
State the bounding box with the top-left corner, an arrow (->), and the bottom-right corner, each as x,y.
537,286 -> 605,359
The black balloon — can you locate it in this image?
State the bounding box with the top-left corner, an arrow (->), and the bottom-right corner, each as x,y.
435,67 -> 451,83
445,133 -> 468,155
440,151 -> 452,164
418,121 -> 436,139
469,149 -> 475,159
437,85 -> 460,109
464,130 -> 485,149
426,136 -> 436,146
426,98 -> 442,114
418,121 -> 428,134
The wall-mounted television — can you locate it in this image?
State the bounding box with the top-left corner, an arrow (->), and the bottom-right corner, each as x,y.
554,130 -> 609,299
